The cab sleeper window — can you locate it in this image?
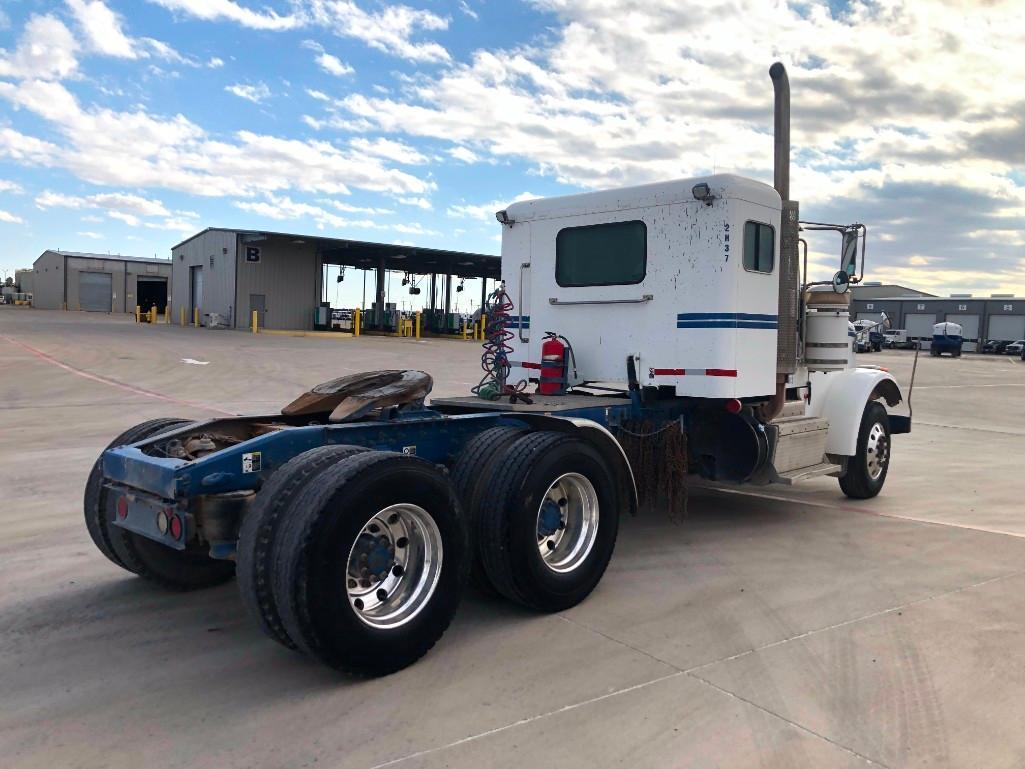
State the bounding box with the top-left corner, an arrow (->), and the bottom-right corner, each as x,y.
743,221 -> 775,273
555,220 -> 647,287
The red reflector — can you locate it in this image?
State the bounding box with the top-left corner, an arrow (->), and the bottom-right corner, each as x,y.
116,496 -> 129,519
705,369 -> 738,377
168,514 -> 183,540
725,398 -> 743,414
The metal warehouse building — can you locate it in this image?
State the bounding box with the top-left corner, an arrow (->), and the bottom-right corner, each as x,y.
851,285 -> 1025,351
30,250 -> 172,313
171,228 -> 499,331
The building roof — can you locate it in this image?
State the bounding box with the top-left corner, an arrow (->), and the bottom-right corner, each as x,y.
41,249 -> 171,265
851,283 -> 936,299
171,228 -> 500,279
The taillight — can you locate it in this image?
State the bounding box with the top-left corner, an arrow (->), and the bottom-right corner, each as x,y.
116,496 -> 129,519
724,399 -> 743,414
168,513 -> 183,541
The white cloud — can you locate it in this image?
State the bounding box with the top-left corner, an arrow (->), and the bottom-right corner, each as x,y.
448,192 -> 536,222
108,210 -> 141,226
0,15 -> 79,80
448,146 -> 479,163
0,180 -> 24,194
147,0 -> 302,31
66,0 -> 138,59
154,0 -> 449,63
77,230 -> 103,238
207,56 -> 225,68
306,88 -> 330,101
0,78 -> 435,197
318,198 -> 395,215
0,209 -> 23,223
350,137 -> 428,165
36,190 -> 171,217
399,196 -> 432,210
308,1 -> 450,63
225,82 -> 271,103
458,1 -> 478,21
301,40 -> 354,77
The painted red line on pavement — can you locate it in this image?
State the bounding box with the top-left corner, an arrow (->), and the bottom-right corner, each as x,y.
1,334 -> 235,416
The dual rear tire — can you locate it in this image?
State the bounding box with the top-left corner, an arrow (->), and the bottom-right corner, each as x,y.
238,449 -> 468,676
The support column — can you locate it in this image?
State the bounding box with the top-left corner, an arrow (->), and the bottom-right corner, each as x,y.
444,274 -> 452,321
375,258 -> 386,329
480,278 -> 487,313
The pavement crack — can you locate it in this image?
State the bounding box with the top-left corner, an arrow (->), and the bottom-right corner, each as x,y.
556,613 -> 683,672
366,671 -> 685,769
685,671 -> 891,768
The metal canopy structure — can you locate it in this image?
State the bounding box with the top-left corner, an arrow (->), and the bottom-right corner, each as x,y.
174,228 -> 499,280
171,227 -> 500,331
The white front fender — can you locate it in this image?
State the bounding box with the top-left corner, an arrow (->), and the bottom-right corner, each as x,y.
808,367 -> 905,456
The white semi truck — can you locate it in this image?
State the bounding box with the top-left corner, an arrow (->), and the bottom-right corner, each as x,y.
84,63 -> 911,675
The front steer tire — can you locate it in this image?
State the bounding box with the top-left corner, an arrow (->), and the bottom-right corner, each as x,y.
479,431 -> 619,612
271,452 -> 468,676
839,401 -> 891,500
237,444 -> 368,649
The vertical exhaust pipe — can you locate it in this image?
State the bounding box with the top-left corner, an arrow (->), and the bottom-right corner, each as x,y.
760,62 -> 797,423
769,62 -> 790,201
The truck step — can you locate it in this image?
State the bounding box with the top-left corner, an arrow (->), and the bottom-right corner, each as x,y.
778,400 -> 807,418
774,462 -> 842,485
770,415 -> 830,474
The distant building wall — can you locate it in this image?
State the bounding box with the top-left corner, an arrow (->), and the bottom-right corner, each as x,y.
30,250 -> 171,312
171,230 -> 238,325
30,251 -> 64,309
234,237 -> 321,330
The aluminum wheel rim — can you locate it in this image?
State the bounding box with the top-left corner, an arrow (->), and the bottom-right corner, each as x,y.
866,422 -> 889,480
535,472 -> 599,574
345,503 -> 443,630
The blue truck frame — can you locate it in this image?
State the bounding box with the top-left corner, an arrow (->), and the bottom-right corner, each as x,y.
101,391 -> 687,555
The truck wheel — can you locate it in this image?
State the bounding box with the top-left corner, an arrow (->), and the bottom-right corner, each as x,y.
839,402 -> 891,500
84,417 -> 191,574
237,444 -> 369,649
450,425 -> 528,594
272,452 -> 467,675
479,431 -> 619,612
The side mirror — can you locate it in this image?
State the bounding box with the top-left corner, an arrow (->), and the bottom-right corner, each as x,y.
841,230 -> 858,276
831,270 -> 850,294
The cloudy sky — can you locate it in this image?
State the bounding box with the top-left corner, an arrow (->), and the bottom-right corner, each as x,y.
0,0 -> 1023,307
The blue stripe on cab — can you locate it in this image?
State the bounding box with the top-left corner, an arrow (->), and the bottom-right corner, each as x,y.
676,312 -> 778,330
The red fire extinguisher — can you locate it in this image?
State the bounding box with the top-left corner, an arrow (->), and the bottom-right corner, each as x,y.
539,332 -> 576,395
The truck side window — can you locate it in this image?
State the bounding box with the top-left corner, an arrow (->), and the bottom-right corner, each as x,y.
743,221 -> 775,273
555,220 -> 646,287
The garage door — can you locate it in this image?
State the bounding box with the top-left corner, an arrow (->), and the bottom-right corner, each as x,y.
79,271 -> 112,312
945,314 -> 980,352
904,312 -> 936,349
988,315 -> 1025,342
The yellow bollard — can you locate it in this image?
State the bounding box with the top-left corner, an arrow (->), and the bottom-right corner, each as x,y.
179,306 -> 185,327
135,305 -> 141,323
415,311 -> 421,339
480,314 -> 487,341
252,309 -> 258,334
353,308 -> 361,337
165,306 -> 170,324
193,307 -> 199,327
150,305 -> 157,324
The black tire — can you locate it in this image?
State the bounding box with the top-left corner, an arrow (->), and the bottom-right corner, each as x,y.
237,444 -> 368,649
272,452 -> 468,675
479,431 -> 619,612
839,402 -> 891,500
84,417 -> 192,574
449,425 -> 528,594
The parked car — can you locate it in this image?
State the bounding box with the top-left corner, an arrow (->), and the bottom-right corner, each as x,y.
1005,340 -> 1025,356
982,339 -> 1011,354
883,329 -> 915,349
